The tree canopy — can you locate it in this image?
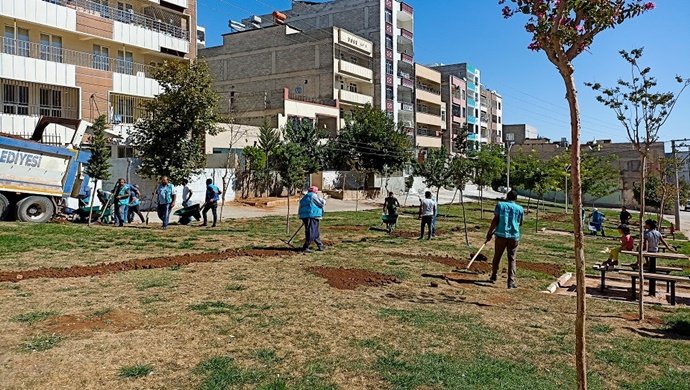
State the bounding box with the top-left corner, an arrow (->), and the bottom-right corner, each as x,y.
84,114 -> 111,181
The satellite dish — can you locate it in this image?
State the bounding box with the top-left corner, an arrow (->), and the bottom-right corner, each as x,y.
294,86 -> 303,95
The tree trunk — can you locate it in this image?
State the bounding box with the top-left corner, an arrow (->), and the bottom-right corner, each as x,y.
87,178 -> 98,226
446,189 -> 458,220
404,191 -> 409,207
480,187 -> 484,220
559,66 -> 587,390
536,197 -> 540,233
526,191 -> 532,213
460,189 -> 468,246
638,155 -> 647,321
286,191 -> 291,235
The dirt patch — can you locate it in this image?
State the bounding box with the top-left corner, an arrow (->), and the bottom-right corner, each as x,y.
0,249 -> 295,283
323,225 -> 367,232
393,230 -> 444,239
306,266 -> 401,290
622,312 -> 664,325
389,252 -> 563,277
43,309 -> 141,335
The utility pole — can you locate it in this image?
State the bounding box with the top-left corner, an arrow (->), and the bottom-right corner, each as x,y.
671,138 -> 690,232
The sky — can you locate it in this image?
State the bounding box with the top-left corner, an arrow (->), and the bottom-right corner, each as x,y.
198,0 -> 690,146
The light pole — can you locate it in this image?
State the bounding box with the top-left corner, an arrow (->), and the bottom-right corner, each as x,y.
506,141 -> 515,191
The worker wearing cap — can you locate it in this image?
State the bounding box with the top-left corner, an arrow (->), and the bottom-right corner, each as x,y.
298,186 -> 326,253
201,178 -> 221,227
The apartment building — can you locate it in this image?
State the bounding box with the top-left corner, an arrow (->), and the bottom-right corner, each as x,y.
481,86 -> 503,145
439,74 -> 467,153
414,63 -> 442,155
0,0 -> 197,145
200,24 -> 375,136
503,124 -> 538,145
249,0 -> 415,124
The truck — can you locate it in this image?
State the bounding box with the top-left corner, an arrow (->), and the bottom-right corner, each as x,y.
0,117 -> 92,223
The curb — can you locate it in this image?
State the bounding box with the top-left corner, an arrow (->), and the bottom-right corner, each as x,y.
543,272 -> 573,294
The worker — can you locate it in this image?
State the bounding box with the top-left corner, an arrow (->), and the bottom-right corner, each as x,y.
620,206 -> 632,225
589,208 -> 606,236
298,186 -> 326,253
182,179 -> 193,208
485,189 -> 524,289
128,184 -> 145,223
112,178 -> 130,227
155,176 -> 176,230
96,189 -> 111,207
418,191 -> 436,240
383,191 -> 400,216
201,178 -> 221,227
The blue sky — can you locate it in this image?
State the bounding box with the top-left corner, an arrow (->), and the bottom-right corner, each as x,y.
198,0 -> 690,145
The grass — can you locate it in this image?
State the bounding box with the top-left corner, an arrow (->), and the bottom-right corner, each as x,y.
11,311 -> 57,325
118,364 -> 153,379
189,301 -> 237,316
662,309 -> 690,336
194,356 -> 265,389
20,334 -> 62,352
225,283 -> 246,291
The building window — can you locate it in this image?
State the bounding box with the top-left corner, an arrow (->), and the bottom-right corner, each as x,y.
462,107 -> 466,117
492,114 -> 497,123
498,117 -> 502,124
40,34 -> 63,63
93,45 -> 110,71
3,26 -> 29,57
89,0 -> 111,19
40,88 -> 62,117
498,102 -> 502,110
385,35 -> 393,50
348,83 -> 358,93
111,93 -> 151,124
386,60 -> 393,75
116,2 -> 134,24
116,50 -> 134,74
441,108 -> 446,122
386,86 -> 394,100
3,84 -> 29,115
117,146 -> 136,158
462,90 -> 466,100
385,10 -> 393,23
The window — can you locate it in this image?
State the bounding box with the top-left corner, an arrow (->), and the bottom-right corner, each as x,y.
498,102 -> 502,110
116,2 -> 134,23
462,89 -> 466,100
491,114 -> 497,123
385,35 -> 393,50
3,26 -> 15,55
117,146 -> 136,158
386,60 -> 393,75
89,0 -> 111,19
441,108 -> 446,122
40,88 -> 62,117
93,45 -> 110,71
386,86 -> 394,100
116,50 -> 133,74
462,107 -> 466,117
16,28 -> 29,57
40,34 -> 63,62
111,93 -> 151,124
3,84 -> 29,115
3,27 -> 29,57
385,10 -> 393,23
348,82 -> 358,93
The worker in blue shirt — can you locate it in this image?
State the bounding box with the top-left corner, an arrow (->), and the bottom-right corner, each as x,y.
128,184 -> 145,223
202,178 -> 221,227
298,186 -> 326,253
155,176 -> 176,229
112,178 -> 130,227
485,189 -> 524,289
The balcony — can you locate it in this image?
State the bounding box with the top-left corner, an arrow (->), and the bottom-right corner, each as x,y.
399,28 -> 413,41
467,81 -> 476,91
400,53 -> 414,65
337,59 -> 373,81
46,0 -> 190,41
399,77 -> 414,89
399,102 -> 414,112
399,2 -> 413,20
417,128 -> 442,138
2,0 -> 77,32
467,97 -> 476,107
467,114 -> 477,125
339,89 -> 373,106
416,112 -> 443,127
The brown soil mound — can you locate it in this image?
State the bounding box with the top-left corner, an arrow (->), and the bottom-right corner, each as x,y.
44,309 -> 140,334
307,266 -> 401,290
0,249 -> 295,283
389,252 -> 563,277
393,230 -> 444,239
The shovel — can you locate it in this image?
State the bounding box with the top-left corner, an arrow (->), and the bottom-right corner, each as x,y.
455,240 -> 489,274
282,222 -> 305,248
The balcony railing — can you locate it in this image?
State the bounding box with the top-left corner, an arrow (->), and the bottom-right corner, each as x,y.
417,128 -> 441,138
416,83 -> 441,95
400,78 -> 414,89
400,53 -> 414,65
43,0 -> 190,40
287,93 -> 337,107
400,28 -> 413,41
400,102 -> 414,112
1,38 -> 154,77
400,2 -> 414,15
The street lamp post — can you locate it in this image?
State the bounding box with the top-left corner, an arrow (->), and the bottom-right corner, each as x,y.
506,141 -> 515,191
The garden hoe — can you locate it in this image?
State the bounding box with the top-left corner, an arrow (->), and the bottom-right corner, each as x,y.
456,240 -> 489,275
282,222 -> 305,248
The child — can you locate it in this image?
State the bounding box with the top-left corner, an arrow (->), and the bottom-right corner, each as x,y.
644,219 -> 674,254
603,224 -> 633,270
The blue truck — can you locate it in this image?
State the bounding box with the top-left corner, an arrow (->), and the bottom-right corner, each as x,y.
0,117 -> 92,223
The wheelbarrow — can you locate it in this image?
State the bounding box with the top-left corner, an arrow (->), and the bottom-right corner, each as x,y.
75,205 -> 113,224
174,204 -> 202,225
382,213 -> 398,234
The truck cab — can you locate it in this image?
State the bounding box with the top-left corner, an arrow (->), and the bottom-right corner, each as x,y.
0,117 -> 92,223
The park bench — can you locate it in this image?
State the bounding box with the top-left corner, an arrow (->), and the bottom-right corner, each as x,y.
619,270 -> 689,305
594,263 -> 684,293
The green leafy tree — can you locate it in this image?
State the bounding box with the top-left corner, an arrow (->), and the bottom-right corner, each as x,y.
414,147 -> 452,201
581,152 -> 620,205
403,174 -> 415,206
257,122 -> 281,196
273,142 -> 309,233
472,145 -> 505,219
588,48 -> 689,321
241,146 -> 267,198
130,60 -> 221,185
283,119 -> 325,175
84,115 -> 111,225
502,2 -> 655,383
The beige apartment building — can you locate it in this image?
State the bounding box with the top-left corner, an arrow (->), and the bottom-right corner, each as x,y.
414,63 -> 442,156
200,24 -> 375,135
0,0 -> 197,147
480,86 -> 503,145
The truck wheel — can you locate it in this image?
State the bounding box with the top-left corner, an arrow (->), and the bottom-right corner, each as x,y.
16,196 -> 55,223
0,194 -> 9,221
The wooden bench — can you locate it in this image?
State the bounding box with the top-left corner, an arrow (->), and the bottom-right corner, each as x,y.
619,270 -> 690,305
593,264 -> 620,292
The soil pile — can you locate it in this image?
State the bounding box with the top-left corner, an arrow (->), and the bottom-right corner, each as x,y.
0,249 -> 294,283
390,252 -> 563,277
307,266 -> 400,290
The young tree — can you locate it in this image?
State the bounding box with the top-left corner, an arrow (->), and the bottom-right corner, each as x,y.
219,121 -> 250,220
472,145 -> 505,219
272,142 -> 309,233
581,152 -> 620,206
414,147 -> 452,202
283,119 -> 326,176
501,2 -> 655,387
450,155 -> 474,245
241,146 -> 267,198
84,114 -> 111,226
130,60 -> 221,185
257,121 -> 281,197
655,156 -> 682,222
403,174 -> 415,206
510,152 -> 540,211
588,48 -> 689,321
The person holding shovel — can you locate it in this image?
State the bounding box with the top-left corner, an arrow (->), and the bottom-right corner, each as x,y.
485,189 -> 524,289
155,176 -> 176,230
298,186 -> 326,253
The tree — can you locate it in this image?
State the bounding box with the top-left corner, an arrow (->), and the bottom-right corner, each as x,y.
403,174 -> 415,206
273,142 -> 309,234
241,146 -> 267,198
654,156 -> 682,222
284,119 -> 326,175
414,147 -> 452,202
130,60 -> 221,185
588,48 -> 689,321
501,2 -> 655,387
581,152 -> 620,206
84,115 -> 111,226
219,121 -> 250,220
510,152 -> 541,210
257,121 -> 281,197
472,145 -> 505,219
449,155 -> 474,245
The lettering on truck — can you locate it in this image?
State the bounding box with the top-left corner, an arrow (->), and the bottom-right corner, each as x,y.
0,150 -> 43,168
